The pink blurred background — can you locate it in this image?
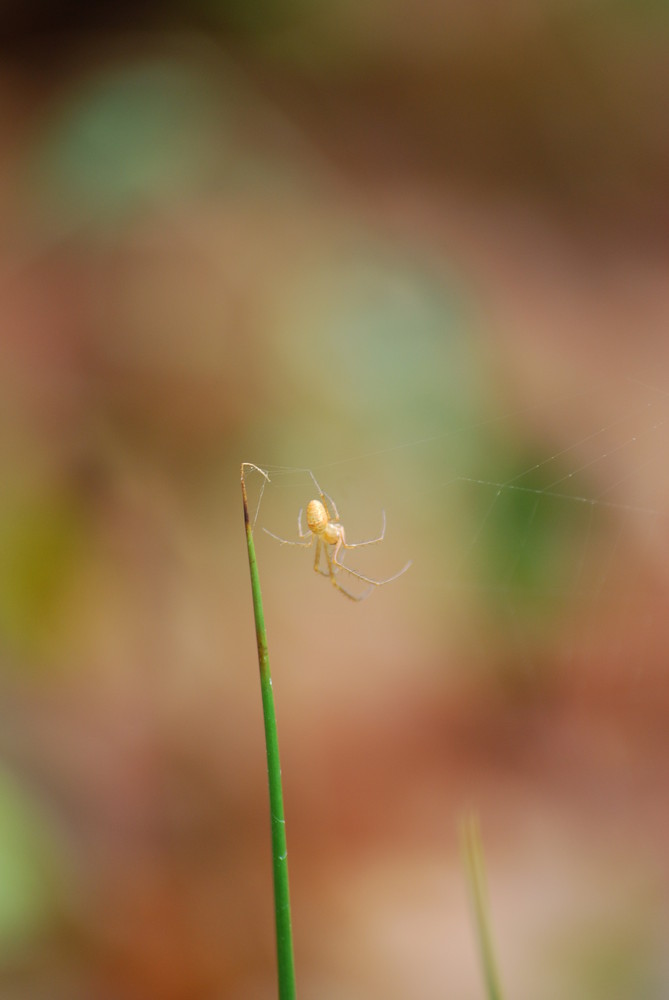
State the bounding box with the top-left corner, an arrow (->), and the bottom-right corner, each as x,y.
0,2 -> 668,997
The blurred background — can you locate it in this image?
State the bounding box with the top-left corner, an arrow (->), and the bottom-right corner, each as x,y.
1,1 -> 669,997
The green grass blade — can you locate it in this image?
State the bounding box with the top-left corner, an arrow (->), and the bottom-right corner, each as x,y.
241,463 -> 296,1000
461,814 -> 505,1000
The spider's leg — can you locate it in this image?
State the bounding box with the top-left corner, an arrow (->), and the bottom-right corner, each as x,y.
321,489 -> 340,524
313,539 -> 337,577
339,511 -> 386,548
307,470 -> 341,523
264,527 -> 312,547
323,540 -> 371,602
332,537 -> 412,587
312,542 -> 342,577
335,578 -> 374,601
297,508 -> 311,539
313,538 -> 328,576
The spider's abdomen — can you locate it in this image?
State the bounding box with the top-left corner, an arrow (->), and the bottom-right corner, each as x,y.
306,499 -> 329,534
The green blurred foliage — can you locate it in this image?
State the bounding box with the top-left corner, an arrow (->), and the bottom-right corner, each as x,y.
0,486 -> 86,661
197,0 -> 306,33
0,771 -> 57,951
555,916 -> 663,1000
31,61 -> 218,229
269,250 -> 482,470
471,464 -> 596,615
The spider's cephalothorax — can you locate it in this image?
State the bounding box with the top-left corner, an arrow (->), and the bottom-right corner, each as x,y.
265,474 -> 410,602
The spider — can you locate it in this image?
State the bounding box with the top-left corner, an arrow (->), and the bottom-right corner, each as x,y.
264,473 -> 411,602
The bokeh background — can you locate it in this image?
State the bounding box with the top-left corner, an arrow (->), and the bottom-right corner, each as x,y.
1,2 -> 669,998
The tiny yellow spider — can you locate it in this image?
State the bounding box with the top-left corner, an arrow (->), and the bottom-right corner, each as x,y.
264,474 -> 411,602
